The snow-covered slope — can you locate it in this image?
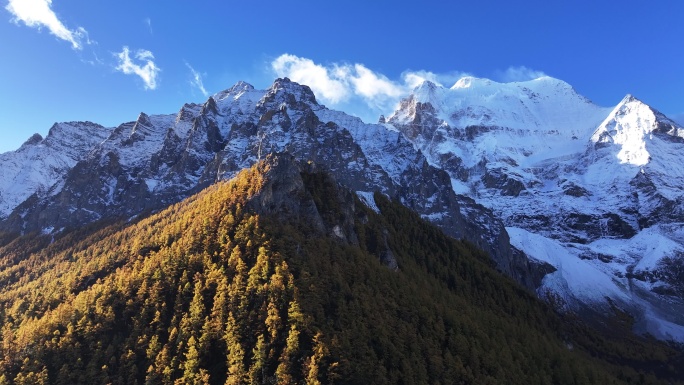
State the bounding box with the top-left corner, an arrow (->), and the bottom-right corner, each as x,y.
391,77 -> 611,177
398,76 -> 609,134
0,122 -> 112,219
389,76 -> 684,341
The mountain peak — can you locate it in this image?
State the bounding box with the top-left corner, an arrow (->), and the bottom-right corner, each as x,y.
213,81 -> 256,103
270,77 -> 313,95
201,96 -> 219,115
412,80 -> 443,105
414,79 -> 439,91
45,121 -> 109,142
589,94 -> 680,165
261,78 -> 318,108
618,93 -> 639,105
176,103 -> 201,124
20,133 -> 43,148
228,80 -> 254,92
127,112 -> 157,142
136,112 -> 152,126
450,76 -> 492,89
389,74 -> 607,136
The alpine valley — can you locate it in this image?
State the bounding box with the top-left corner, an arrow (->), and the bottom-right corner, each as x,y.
1,75 -> 684,384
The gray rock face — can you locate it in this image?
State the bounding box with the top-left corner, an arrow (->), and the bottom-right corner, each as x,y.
481,168 -> 527,197
245,154 -> 327,235
247,154 -> 399,269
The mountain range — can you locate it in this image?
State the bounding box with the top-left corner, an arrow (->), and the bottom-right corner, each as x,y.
2,75 -> 684,345
5,153 -> 683,384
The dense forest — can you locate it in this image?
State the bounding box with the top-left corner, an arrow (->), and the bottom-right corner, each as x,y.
0,157 -> 681,384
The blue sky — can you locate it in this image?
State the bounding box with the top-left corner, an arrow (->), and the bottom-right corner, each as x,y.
1,0 -> 683,153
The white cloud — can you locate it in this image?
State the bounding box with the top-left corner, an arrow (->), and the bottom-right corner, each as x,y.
271,54 -> 481,122
497,66 -> 547,82
185,62 -> 208,97
348,64 -> 404,106
402,70 -> 443,89
271,54 -> 408,110
271,54 -> 350,103
270,54 -> 552,123
6,0 -> 89,50
271,54 -> 472,121
115,47 -> 160,90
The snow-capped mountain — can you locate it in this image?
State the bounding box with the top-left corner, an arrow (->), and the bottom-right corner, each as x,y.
389,76 -> 684,341
0,121 -> 113,218
2,75 -> 683,342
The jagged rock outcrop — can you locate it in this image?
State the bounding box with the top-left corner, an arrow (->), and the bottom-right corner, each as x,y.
245,154 -> 327,235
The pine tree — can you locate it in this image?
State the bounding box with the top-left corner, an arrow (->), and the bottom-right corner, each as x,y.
248,334 -> 267,385
305,332 -> 328,385
275,324 -> 299,385
224,314 -> 247,385
181,336 -> 202,384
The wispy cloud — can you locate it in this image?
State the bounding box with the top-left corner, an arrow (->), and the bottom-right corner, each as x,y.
5,0 -> 90,50
115,47 -> 160,90
82,51 -> 104,66
401,70 -> 469,89
185,62 -> 208,97
6,1 -> 163,90
144,17 -> 152,35
497,66 -> 547,82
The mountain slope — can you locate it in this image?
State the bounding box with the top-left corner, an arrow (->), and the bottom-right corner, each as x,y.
0,121 -> 112,219
0,156 -> 681,384
0,78 -> 542,291
388,76 -> 684,342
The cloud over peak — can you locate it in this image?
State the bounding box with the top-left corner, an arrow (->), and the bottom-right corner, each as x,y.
271,55 -> 553,121
115,47 -> 160,90
271,54 -> 434,115
271,54 -> 475,122
271,54 -> 350,103
6,0 -> 89,50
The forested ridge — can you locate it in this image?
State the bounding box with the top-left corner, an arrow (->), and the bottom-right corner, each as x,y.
0,158 -> 681,384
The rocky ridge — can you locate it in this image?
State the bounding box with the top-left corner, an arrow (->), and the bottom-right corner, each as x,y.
0,78 -> 544,290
